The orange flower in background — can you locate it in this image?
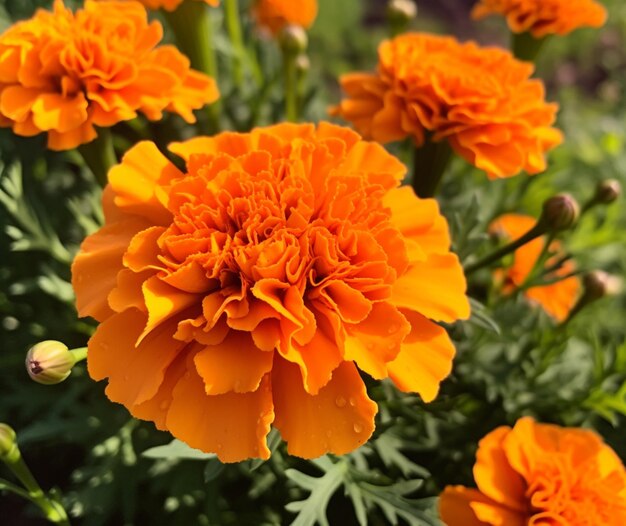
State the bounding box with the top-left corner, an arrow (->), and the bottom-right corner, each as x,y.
71,122 -> 470,462
333,33 -> 563,179
0,0 -> 218,151
134,0 -> 218,11
472,0 -> 607,38
439,417 -> 626,525
489,214 -> 579,321
254,0 -> 318,34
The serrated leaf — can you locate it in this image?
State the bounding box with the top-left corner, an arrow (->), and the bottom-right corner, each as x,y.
285,458 -> 348,526
142,439 -> 217,461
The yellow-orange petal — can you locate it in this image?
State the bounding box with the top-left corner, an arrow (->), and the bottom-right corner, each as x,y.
72,217 -> 152,321
88,309 -> 186,408
108,141 -> 182,225
473,426 -> 527,512
387,311 -> 455,402
166,365 -> 274,463
391,253 -> 470,323
272,358 -> 377,459
194,331 -> 274,395
344,302 -> 410,380
439,486 -> 496,526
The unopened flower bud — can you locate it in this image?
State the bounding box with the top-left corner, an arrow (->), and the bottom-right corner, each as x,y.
387,0 -> 418,24
0,423 -> 18,462
279,24 -> 308,55
26,341 -> 76,385
295,54 -> 310,74
582,270 -> 622,302
594,179 -> 621,204
540,193 -> 580,232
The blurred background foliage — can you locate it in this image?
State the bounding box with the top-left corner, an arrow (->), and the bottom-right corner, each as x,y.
1,0 -> 625,524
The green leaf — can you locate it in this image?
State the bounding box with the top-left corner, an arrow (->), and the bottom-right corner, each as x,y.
142,439 -> 217,461
285,457 -> 348,526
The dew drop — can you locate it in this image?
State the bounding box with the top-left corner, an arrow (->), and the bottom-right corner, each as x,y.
388,324 -> 399,334
353,423 -> 363,433
349,397 -> 356,407
159,401 -> 169,411
325,430 -> 332,438
335,396 -> 347,408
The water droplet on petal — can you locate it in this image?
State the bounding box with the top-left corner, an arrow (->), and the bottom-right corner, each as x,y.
353,423 -> 363,433
335,396 -> 347,408
349,397 -> 356,407
388,324 -> 399,334
159,401 -> 169,411
326,430 -> 332,438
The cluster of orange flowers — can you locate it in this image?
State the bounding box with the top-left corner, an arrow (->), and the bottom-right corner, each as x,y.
472,0 -> 608,38
1,1 -> 622,517
72,123 -> 470,461
490,214 -> 579,321
0,0 -> 218,150
333,33 -> 562,179
440,417 -> 626,525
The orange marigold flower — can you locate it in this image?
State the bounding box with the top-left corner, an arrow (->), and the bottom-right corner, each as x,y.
133,0 -> 218,11
333,33 -> 563,179
254,0 -> 318,34
439,417 -> 626,526
472,0 -> 607,38
71,122 -> 470,462
490,213 -> 579,322
0,0 -> 218,151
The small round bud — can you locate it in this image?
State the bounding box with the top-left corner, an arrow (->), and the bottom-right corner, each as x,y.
279,24 -> 308,55
594,179 -> 621,204
26,340 -> 76,385
540,193 -> 580,232
0,423 -> 17,462
582,270 -> 623,302
387,0 -> 418,23
295,54 -> 310,74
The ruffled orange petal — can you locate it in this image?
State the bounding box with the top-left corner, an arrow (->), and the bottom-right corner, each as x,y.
272,358 -> 377,458
72,217 -> 152,321
108,141 -> 181,224
194,330 -> 274,395
439,486 -> 495,526
387,311 -> 456,402
88,309 -> 186,408
166,364 -> 274,463
391,254 -> 470,323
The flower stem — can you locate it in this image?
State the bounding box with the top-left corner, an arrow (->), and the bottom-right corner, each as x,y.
224,0 -> 245,90
512,31 -> 548,62
2,446 -> 69,525
283,52 -> 298,122
465,222 -> 547,275
70,347 -> 88,364
411,139 -> 453,198
77,128 -> 116,187
166,1 -> 220,132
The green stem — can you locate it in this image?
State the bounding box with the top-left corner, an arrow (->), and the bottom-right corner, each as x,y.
70,347 -> 88,364
224,0 -> 245,89
3,448 -> 70,525
283,52 -> 298,122
411,139 -> 454,198
512,31 -> 549,62
0,477 -> 31,500
465,222 -> 547,275
166,1 -> 220,132
77,129 -> 116,187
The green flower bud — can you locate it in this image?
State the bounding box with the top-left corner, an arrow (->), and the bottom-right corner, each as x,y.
582,270 -> 622,302
0,423 -> 18,462
279,24 -> 308,55
594,179 -> 621,205
387,0 -> 418,24
295,53 -> 310,74
540,193 -> 580,232
26,340 -> 76,385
